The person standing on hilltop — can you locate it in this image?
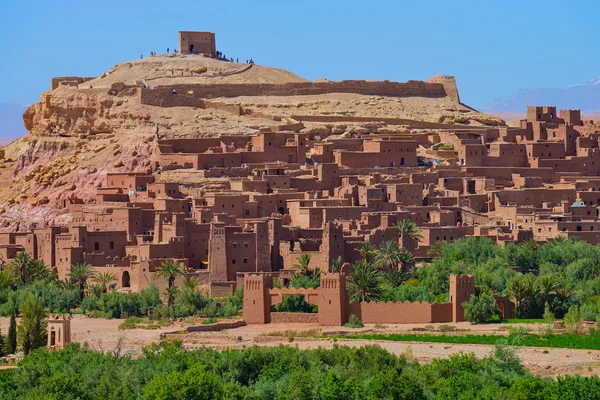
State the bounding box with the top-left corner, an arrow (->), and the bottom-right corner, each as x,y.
167,48 -> 169,53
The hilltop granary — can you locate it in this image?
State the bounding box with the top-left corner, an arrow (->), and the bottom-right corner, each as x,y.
178,31 -> 216,55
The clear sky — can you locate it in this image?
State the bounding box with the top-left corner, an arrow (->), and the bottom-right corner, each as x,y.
1,0 -> 599,108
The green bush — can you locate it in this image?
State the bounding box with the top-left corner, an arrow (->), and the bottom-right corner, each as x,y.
344,314 -> 364,328
463,293 -> 499,324
2,341 -> 598,398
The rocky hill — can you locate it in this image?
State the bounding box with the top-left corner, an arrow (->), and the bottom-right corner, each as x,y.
0,54 -> 504,230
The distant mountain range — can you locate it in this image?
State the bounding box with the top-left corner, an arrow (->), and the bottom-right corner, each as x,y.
483,78 -> 600,118
0,103 -> 28,146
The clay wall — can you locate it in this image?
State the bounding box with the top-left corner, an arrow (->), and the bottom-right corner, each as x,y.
270,312 -> 319,323
139,89 -> 205,108
349,301 -> 452,324
146,79 -> 449,101
210,281 -> 237,297
292,114 -> 474,130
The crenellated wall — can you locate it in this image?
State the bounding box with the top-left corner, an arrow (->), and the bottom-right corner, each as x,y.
242,272 -> 511,326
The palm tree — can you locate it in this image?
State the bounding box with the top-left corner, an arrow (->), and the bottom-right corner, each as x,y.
383,269 -> 405,288
30,260 -> 50,282
331,256 -> 343,273
346,260 -> 381,303
92,271 -> 117,293
427,240 -> 448,258
554,274 -> 576,317
293,254 -> 312,275
373,241 -> 402,271
183,276 -> 201,292
548,236 -> 567,246
508,277 -> 527,317
356,243 -> 376,263
397,220 -> 423,242
535,274 -> 556,310
9,252 -> 33,284
397,248 -> 415,271
154,260 -> 186,308
88,283 -> 104,298
397,220 -> 423,253
68,263 -> 95,301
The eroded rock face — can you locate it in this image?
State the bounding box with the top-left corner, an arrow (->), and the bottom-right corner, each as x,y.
22,88 -> 148,137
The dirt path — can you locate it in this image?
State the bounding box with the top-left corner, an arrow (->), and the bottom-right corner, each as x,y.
2,317 -> 598,377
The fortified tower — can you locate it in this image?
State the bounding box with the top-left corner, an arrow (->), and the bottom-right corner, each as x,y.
449,274 -> 476,322
254,220 -> 271,272
318,272 -> 348,326
208,222 -> 227,281
243,274 -> 272,324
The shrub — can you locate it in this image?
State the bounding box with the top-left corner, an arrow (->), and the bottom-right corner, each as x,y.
564,306 -> 581,333
463,293 -> 499,324
219,302 -> 239,318
199,302 -> 218,318
344,314 -> 364,328
201,317 -> 218,325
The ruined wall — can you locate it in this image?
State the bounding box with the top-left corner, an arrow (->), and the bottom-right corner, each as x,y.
142,79 -> 450,100
291,115 -> 477,129
270,312 -> 319,323
138,89 -> 205,108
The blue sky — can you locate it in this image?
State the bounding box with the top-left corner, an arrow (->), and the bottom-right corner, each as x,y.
1,0 -> 599,108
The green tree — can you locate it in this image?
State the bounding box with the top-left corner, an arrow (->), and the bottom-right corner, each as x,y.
142,364 -> 224,400
330,256 -> 343,273
383,269 -> 406,288
347,260 -> 381,302
30,260 -> 51,282
398,248 -> 416,271
3,312 -> 16,354
428,240 -> 448,258
68,263 -> 95,301
154,260 -> 185,308
462,293 -> 499,323
92,271 -> 117,293
373,241 -> 402,271
293,253 -> 313,275
17,295 -> 47,355
183,276 -> 201,292
8,252 -> 34,285
508,276 -> 527,317
397,219 -> 423,241
356,242 -> 376,263
563,306 -> 581,333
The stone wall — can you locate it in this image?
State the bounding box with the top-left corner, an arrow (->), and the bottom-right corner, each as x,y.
138,89 -> 205,108
204,101 -> 243,115
210,281 -> 237,297
141,79 -> 450,100
291,115 -> 478,130
270,312 -> 319,323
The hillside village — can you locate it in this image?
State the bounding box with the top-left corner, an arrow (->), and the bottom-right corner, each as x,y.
0,32 -> 600,326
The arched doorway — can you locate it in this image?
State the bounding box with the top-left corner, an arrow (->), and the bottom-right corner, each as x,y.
278,207 -> 285,215
122,271 -> 131,288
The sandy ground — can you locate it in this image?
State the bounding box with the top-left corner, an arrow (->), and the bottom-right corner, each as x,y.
2,316 -> 599,377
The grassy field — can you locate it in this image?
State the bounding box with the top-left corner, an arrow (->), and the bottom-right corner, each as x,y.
486,315 -> 547,324
335,333 -> 600,350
